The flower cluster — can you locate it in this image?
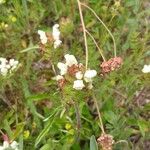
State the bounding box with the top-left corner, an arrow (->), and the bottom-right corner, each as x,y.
100,57 -> 123,74
97,133 -> 114,150
142,64 -> 150,73
0,57 -> 19,76
0,141 -> 19,150
38,24 -> 62,49
55,54 -> 97,90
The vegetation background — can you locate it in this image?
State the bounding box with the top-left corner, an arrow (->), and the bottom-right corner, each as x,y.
0,0 -> 150,150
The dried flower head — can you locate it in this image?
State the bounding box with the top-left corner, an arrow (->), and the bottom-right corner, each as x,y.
97,133 -> 114,150
101,57 -> 123,74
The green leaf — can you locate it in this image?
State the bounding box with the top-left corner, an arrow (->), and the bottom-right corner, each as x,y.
137,120 -> 149,137
20,46 -> 39,53
90,135 -> 98,150
35,119 -> 54,147
27,93 -> 50,101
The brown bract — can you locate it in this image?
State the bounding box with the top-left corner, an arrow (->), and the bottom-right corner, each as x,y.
97,133 -> 114,150
67,64 -> 80,76
100,57 -> 123,74
67,64 -> 84,76
58,78 -> 66,89
46,33 -> 54,43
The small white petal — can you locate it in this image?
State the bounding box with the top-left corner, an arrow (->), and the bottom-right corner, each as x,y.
54,40 -> 62,49
38,30 -> 47,44
64,54 -> 78,67
0,146 -> 4,150
84,70 -> 97,82
0,67 -> 8,76
73,80 -> 85,90
142,65 -> 150,73
75,71 -> 83,79
3,141 -> 9,148
57,62 -> 68,75
6,64 -> 11,69
10,141 -> 19,149
53,75 -> 64,81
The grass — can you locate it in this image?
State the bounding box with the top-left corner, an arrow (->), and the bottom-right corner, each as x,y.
0,0 -> 150,150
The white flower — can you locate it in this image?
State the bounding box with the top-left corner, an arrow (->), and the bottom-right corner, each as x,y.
64,54 -> 78,67
10,141 -> 19,150
0,141 -> 9,150
0,57 -> 19,76
52,24 -> 60,40
53,75 -> 64,81
142,64 -> 150,73
54,40 -> 62,49
84,70 -> 97,82
38,30 -> 48,44
75,71 -> 83,79
0,141 -> 18,150
0,67 -> 8,76
73,80 -> 85,90
0,57 -> 7,68
57,62 -> 68,75
52,24 -> 62,49
9,59 -> 19,71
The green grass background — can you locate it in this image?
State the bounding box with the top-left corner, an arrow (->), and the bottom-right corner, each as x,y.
0,0 -> 150,150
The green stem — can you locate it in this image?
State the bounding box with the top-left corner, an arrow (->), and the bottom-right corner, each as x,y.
77,0 -> 89,69
81,3 -> 117,57
92,93 -> 105,133
85,29 -> 106,61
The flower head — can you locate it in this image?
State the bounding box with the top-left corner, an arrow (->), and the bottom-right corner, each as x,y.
0,57 -> 19,76
55,54 -> 97,90
97,133 -> 114,150
101,57 -> 123,74
142,64 -> 150,73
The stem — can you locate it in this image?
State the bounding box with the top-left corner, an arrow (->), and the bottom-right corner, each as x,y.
92,93 -> 105,133
0,129 -> 4,135
77,0 -> 88,69
74,101 -> 81,141
80,3 -> 117,57
85,29 -> 106,61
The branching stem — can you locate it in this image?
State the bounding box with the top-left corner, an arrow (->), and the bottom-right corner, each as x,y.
81,3 -> 117,57
92,93 -> 105,133
85,29 -> 106,61
77,0 -> 88,69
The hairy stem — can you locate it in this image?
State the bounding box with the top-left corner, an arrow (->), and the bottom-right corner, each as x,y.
85,29 -> 106,61
92,93 -> 105,133
81,3 -> 117,57
77,0 -> 88,69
